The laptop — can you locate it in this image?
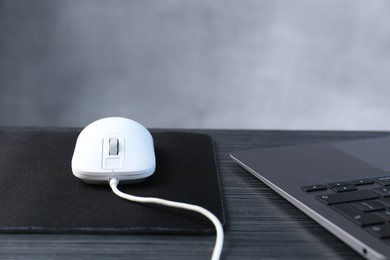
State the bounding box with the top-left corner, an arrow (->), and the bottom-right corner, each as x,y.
230,136 -> 390,260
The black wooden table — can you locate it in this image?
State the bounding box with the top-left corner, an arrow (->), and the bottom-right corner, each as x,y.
1,129 -> 388,259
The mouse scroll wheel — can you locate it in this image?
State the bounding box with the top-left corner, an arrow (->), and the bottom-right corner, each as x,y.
109,138 -> 119,155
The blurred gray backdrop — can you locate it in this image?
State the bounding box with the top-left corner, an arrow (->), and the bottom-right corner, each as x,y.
1,0 -> 390,130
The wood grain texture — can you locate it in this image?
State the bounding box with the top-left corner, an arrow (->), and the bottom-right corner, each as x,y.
0,129 -> 388,259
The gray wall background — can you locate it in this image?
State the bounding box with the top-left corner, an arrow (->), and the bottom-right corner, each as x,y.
1,0 -> 389,130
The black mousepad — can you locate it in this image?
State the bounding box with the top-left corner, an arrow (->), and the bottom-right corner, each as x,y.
0,129 -> 225,234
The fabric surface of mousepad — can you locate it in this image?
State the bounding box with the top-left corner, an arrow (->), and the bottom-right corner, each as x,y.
0,129 -> 224,234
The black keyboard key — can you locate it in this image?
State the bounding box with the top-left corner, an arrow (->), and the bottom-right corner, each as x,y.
333,204 -> 384,226
372,187 -> 390,197
376,210 -> 390,222
332,186 -> 357,193
317,190 -> 380,205
377,197 -> 390,207
374,177 -> 390,186
367,224 -> 390,239
350,179 -> 375,186
351,200 -> 385,212
326,182 -> 352,188
301,184 -> 327,192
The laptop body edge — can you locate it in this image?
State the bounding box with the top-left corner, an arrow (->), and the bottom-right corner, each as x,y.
230,153 -> 388,260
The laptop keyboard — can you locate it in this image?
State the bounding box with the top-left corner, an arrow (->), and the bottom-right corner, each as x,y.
302,176 -> 390,239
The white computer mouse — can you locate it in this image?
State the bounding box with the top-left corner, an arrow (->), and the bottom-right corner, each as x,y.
71,117 -> 156,184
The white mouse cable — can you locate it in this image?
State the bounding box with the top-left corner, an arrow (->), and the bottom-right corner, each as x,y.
109,178 -> 224,260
